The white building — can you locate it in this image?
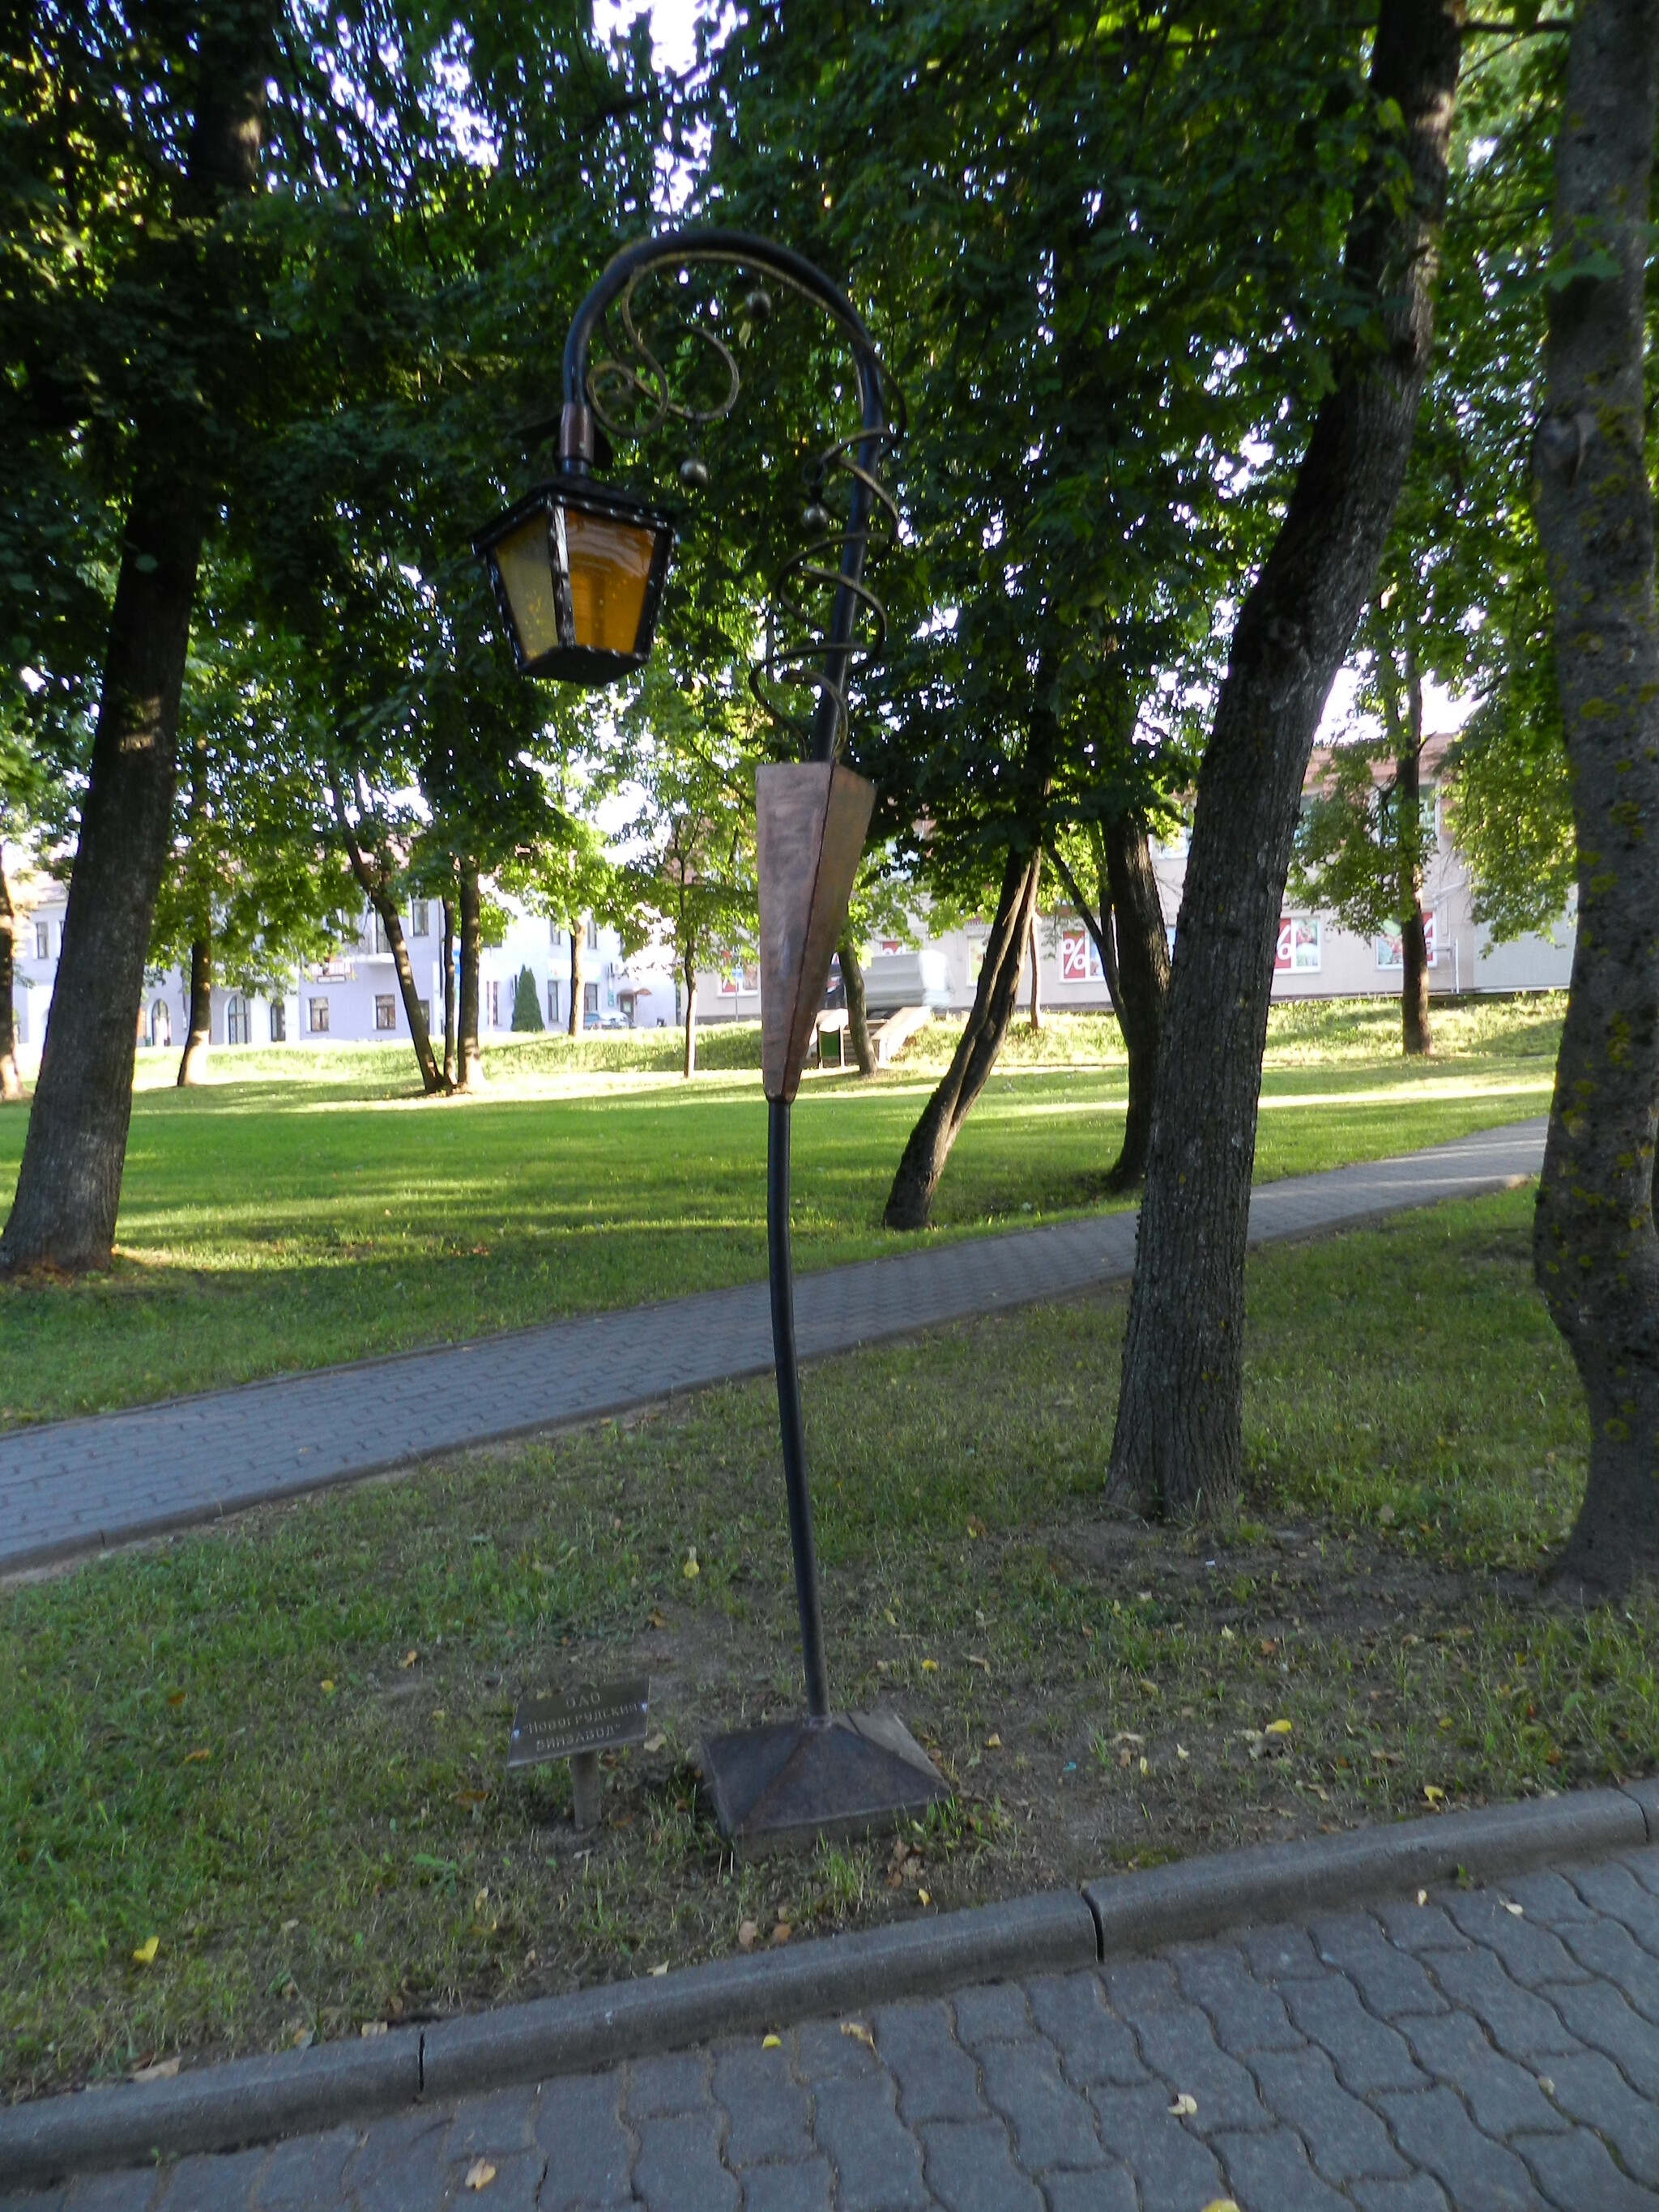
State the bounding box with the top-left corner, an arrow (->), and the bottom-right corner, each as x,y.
6,878 -> 673,1071
6,755 -> 1572,1069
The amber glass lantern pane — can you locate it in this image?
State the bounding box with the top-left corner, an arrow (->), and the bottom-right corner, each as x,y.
492,513 -> 562,665
561,508 -> 657,654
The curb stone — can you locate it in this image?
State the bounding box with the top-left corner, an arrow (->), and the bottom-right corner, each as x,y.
4,1779 -> 1654,2188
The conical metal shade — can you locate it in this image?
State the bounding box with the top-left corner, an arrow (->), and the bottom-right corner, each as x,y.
757,761 -> 875,1103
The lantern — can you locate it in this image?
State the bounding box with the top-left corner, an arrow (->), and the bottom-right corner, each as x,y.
474,478 -> 675,687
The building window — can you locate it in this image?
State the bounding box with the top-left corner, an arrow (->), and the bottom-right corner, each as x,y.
486,980 -> 500,1027
1376,913 -> 1438,970
34,920 -> 49,960
269,1000 -> 286,1043
546,979 -> 560,1026
1274,917 -> 1322,974
586,916 -> 599,951
410,899 -> 429,939
372,913 -> 391,955
149,999 -> 173,1049
1059,927 -> 1105,984
583,981 -> 599,1020
309,997 -> 331,1034
375,994 -> 397,1030
226,994 -> 250,1045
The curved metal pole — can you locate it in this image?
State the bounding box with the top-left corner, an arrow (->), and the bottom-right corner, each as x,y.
559,226 -> 887,766
558,229 -> 889,1726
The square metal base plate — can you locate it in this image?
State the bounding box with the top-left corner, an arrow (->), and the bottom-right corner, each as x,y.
701,1709 -> 949,1852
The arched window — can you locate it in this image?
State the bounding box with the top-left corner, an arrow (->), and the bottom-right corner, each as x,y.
149,999 -> 172,1049
226,994 -> 249,1046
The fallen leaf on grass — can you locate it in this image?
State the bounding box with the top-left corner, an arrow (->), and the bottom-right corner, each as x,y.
1265,1719 -> 1293,1737
683,1548 -> 700,1579
1169,2092 -> 1198,2116
841,2022 -> 875,2048
1416,1890 -> 1429,1906
917,1889 -> 932,1906
360,2021 -> 387,2038
772,1923 -> 791,1945
320,1680 -> 336,1696
762,2034 -> 781,2049
984,1733 -> 1001,1750
400,1651 -> 418,1669
182,1748 -> 211,1764
292,2028 -> 314,2051
1137,1677 -> 1159,1696
1423,1785 -> 1446,1807
643,1731 -> 667,1753
130,2057 -> 180,2084
650,1963 -> 668,1978
464,2159 -> 497,2190
132,1937 -> 160,1966
166,1691 -> 186,1707
966,1517 -> 985,1538
737,1920 -> 758,1951
921,1659 -> 939,1673
649,1610 -> 667,1629
967,1655 -> 992,1674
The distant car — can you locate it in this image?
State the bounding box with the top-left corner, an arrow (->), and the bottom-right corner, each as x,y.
583,1013 -> 629,1030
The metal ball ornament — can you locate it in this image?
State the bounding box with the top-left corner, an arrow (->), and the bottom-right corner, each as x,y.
802,501 -> 834,535
744,287 -> 774,325
680,456 -> 712,491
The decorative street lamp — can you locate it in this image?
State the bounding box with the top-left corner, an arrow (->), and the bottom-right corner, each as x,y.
476,228 -> 947,1851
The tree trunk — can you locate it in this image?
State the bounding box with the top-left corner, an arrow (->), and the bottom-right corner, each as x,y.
0,14 -> 271,1276
458,860 -> 482,1089
1102,813 -> 1171,1191
839,931 -> 876,1075
682,948 -> 697,1079
0,860 -> 21,1103
1107,0 -> 1461,1519
568,918 -> 583,1038
1380,614 -> 1434,1055
441,893 -> 458,1088
1027,904 -> 1043,1031
331,782 -> 443,1094
176,935 -> 212,1086
1397,736 -> 1434,1057
1530,0 -> 1659,1599
884,846 -> 1041,1230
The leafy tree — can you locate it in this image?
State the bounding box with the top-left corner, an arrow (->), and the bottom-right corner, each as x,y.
1529,0 -> 1659,1595
1108,0 -> 1465,1520
510,965 -> 544,1033
616,663 -> 759,1080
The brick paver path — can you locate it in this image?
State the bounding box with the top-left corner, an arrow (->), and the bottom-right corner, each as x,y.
22,1841 -> 1659,2210
0,1120 -> 1544,1575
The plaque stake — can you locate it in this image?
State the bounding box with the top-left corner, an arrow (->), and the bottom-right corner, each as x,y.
569,1749 -> 602,1831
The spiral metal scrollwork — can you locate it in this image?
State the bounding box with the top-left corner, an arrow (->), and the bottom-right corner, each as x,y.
580,255 -> 902,754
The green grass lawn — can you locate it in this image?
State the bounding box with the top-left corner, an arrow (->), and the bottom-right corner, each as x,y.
0,997 -> 1562,1429
5,1179 -> 1639,2105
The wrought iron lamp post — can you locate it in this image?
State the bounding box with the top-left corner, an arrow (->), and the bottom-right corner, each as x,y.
475,228 -> 946,1850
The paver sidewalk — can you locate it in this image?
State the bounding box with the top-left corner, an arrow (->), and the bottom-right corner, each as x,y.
0,1119 -> 1545,1575
22,1836 -> 1659,2210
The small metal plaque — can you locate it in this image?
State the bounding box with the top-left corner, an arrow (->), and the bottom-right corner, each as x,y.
507,1678 -> 649,1771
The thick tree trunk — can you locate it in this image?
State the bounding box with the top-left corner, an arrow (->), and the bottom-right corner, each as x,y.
458,861 -> 482,1089
0,469 -> 210,1272
1107,0 -> 1461,1518
839,932 -> 876,1075
0,13 -> 270,1275
884,846 -> 1042,1230
176,936 -> 212,1086
1102,813 -> 1171,1191
682,948 -> 697,1079
0,861 -> 21,1103
568,919 -> 583,1038
441,894 -> 457,1088
1530,0 -> 1659,1599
